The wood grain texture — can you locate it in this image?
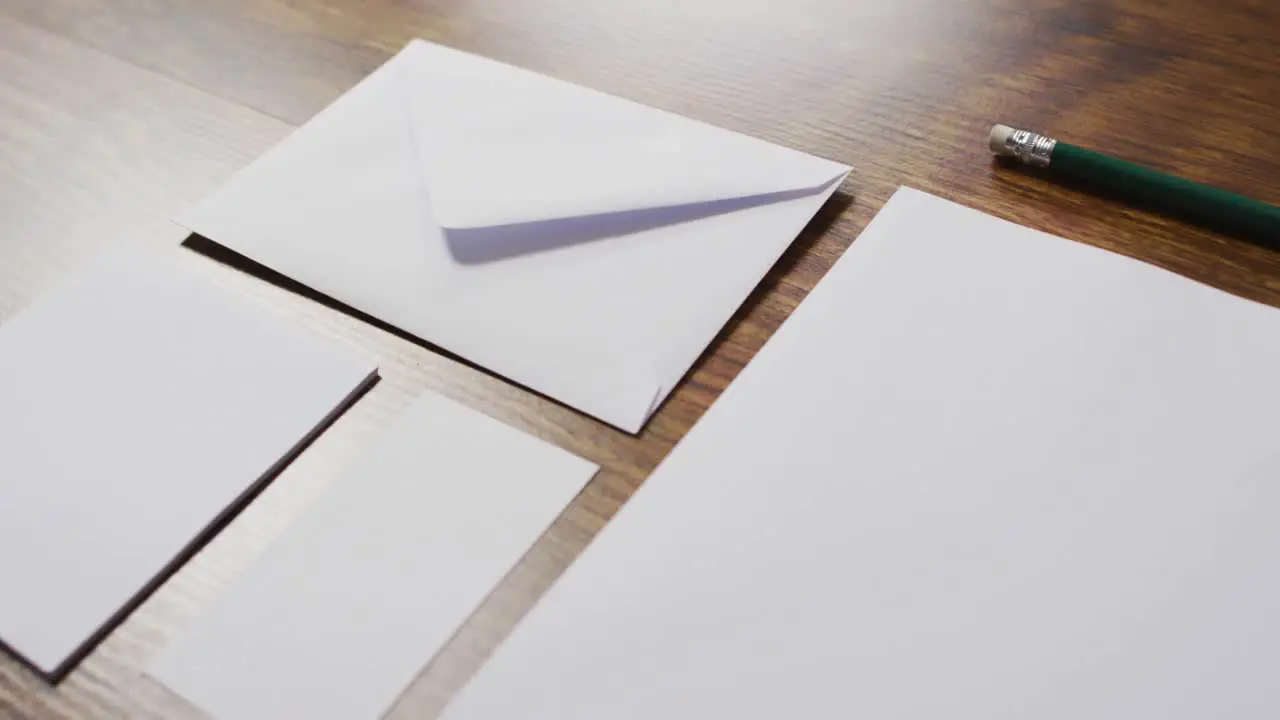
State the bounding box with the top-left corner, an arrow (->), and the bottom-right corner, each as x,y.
0,0 -> 1277,717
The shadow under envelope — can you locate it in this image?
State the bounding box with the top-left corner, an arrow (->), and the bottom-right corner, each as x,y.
443,175 -> 847,264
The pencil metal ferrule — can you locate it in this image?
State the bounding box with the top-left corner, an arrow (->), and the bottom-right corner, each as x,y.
1001,128 -> 1057,168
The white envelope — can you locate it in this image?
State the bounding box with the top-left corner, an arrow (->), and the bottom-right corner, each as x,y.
179,40 -> 850,432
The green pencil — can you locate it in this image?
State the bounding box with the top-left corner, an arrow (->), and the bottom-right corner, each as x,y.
989,124 -> 1280,247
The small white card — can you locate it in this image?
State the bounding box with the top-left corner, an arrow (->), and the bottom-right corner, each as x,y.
0,246 -> 377,679
149,392 -> 598,720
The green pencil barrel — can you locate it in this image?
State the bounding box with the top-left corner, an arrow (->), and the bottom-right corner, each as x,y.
1052,143 -> 1280,243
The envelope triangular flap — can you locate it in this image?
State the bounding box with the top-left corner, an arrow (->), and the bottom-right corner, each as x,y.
397,41 -> 844,229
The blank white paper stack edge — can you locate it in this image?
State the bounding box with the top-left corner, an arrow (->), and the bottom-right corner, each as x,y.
148,392 -> 598,720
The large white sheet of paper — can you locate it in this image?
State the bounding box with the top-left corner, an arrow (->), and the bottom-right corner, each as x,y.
443,188 -> 1280,720
0,247 -> 377,680
149,392 -> 598,720
179,39 -> 851,433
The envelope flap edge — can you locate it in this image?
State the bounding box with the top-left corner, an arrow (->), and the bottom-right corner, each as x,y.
394,40 -> 850,230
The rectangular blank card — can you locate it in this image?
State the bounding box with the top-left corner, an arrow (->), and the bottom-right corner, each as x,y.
442,187 -> 1280,720
149,392 -> 598,720
0,246 -> 377,680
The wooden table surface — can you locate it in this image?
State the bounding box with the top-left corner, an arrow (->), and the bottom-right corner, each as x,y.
1,0 -> 1277,717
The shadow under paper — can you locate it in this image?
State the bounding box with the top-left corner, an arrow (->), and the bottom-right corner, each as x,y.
444,175 -> 847,264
